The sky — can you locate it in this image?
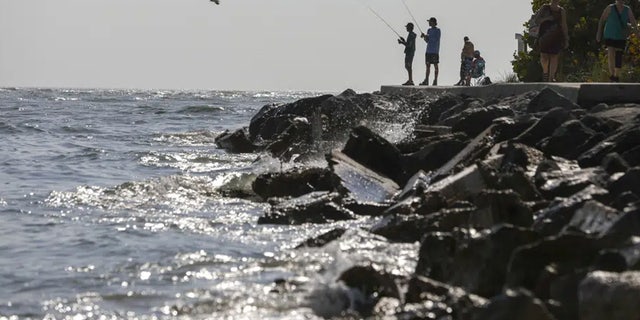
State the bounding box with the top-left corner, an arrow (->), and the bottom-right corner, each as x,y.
0,0 -> 531,92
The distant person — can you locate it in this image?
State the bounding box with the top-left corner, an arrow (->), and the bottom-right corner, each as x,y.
398,22 -> 417,86
596,0 -> 639,82
531,0 -> 569,82
470,50 -> 490,85
456,36 -> 474,86
420,17 -> 441,86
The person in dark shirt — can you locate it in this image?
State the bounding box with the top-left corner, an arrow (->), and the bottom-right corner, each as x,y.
398,23 -> 417,85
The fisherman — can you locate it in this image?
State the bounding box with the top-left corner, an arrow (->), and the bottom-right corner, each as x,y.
398,23 -> 417,85
456,36 -> 474,86
420,17 -> 441,86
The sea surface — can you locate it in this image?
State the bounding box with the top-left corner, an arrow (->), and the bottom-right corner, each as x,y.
0,88 -> 418,319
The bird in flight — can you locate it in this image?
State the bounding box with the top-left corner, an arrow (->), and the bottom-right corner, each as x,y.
210,0 -> 220,4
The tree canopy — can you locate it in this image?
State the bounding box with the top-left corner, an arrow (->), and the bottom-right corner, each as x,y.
512,0 -> 640,82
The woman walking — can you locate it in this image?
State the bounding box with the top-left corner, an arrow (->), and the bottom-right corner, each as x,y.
531,0 -> 569,82
596,0 -> 639,82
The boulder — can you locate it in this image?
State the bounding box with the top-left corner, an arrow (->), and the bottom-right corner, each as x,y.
563,200 -> 620,236
415,232 -> 458,281
443,225 -> 540,297
579,271 -> 640,320
337,265 -> 401,316
252,167 -> 335,200
406,276 -> 488,320
472,190 -> 534,228
295,228 -> 347,249
506,233 -> 602,291
527,88 -> 579,113
609,167 -> 640,198
342,125 -> 403,184
400,137 -> 468,180
257,192 -> 355,225
446,105 -> 515,137
533,185 -> 610,236
538,120 -> 600,160
578,127 -> 640,168
327,150 -> 400,203
214,128 -> 256,153
418,94 -> 465,125
473,289 -> 557,320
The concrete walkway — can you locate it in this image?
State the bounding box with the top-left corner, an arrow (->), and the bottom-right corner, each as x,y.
380,83 -> 640,107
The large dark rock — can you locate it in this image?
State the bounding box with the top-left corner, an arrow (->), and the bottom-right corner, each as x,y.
295,228 -> 346,248
578,127 -> 640,168
563,200 -> 620,236
536,167 -> 608,200
539,120 -> 600,160
257,192 -> 355,225
327,150 -> 400,203
579,271 -> 640,320
249,95 -> 330,141
415,232 -> 458,281
473,289 -> 557,320
473,190 -> 533,228
418,94 -> 465,125
337,265 -> 401,316
215,128 -> 256,153
527,88 -> 579,113
342,125 -> 403,183
400,137 -> 468,179
445,105 -> 515,137
506,233 -> 602,291
406,276 -> 488,320
609,167 -> 640,198
426,225 -> 540,297
264,117 -> 313,159
252,167 -> 335,200
533,185 -> 610,236
439,98 -> 486,123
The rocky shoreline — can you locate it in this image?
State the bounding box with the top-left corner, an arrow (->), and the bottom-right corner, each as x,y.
215,87 -> 640,319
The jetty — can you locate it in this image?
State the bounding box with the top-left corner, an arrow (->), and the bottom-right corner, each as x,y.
381,82 -> 640,107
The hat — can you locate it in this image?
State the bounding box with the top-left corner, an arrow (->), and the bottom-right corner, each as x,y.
464,36 -> 469,41
428,17 -> 437,23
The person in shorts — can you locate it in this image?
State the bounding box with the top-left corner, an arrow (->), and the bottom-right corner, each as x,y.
456,36 -> 474,86
597,0 -> 639,82
398,22 -> 417,85
420,17 -> 441,86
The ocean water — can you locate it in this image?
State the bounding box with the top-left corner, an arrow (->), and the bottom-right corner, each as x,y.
0,88 -> 418,319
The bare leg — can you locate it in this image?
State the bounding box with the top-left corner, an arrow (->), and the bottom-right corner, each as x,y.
540,53 -> 550,81
433,64 -> 439,86
424,64 -> 431,85
407,65 -> 413,83
607,47 -> 616,78
549,54 -> 559,81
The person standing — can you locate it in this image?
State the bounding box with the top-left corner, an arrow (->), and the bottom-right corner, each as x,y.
456,36 -> 475,86
597,0 -> 639,82
398,23 -> 417,85
531,0 -> 569,82
420,17 -> 441,86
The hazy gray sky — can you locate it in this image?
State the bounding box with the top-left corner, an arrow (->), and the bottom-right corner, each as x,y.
0,0 -> 531,92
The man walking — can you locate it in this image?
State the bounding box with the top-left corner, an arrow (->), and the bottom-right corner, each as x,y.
398,23 -> 417,85
420,17 -> 441,86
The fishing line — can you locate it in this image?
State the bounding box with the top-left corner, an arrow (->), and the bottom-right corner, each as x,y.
354,0 -> 402,38
400,0 -> 423,34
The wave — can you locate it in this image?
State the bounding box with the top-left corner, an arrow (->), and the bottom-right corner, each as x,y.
0,121 -> 20,134
178,105 -> 225,114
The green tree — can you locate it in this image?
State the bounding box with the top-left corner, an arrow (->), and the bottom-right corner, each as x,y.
512,0 -> 640,82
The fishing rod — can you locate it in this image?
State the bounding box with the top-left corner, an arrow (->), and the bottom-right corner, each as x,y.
400,0 -> 423,34
357,1 -> 402,38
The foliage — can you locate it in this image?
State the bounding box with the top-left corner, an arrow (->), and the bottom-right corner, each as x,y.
512,0 -> 640,82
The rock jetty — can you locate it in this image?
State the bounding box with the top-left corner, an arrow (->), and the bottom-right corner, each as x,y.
216,86 -> 640,319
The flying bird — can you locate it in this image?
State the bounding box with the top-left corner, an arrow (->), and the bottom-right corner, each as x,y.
210,0 -> 220,4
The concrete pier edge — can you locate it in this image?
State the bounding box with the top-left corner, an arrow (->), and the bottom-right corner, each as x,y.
380,83 -> 640,107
